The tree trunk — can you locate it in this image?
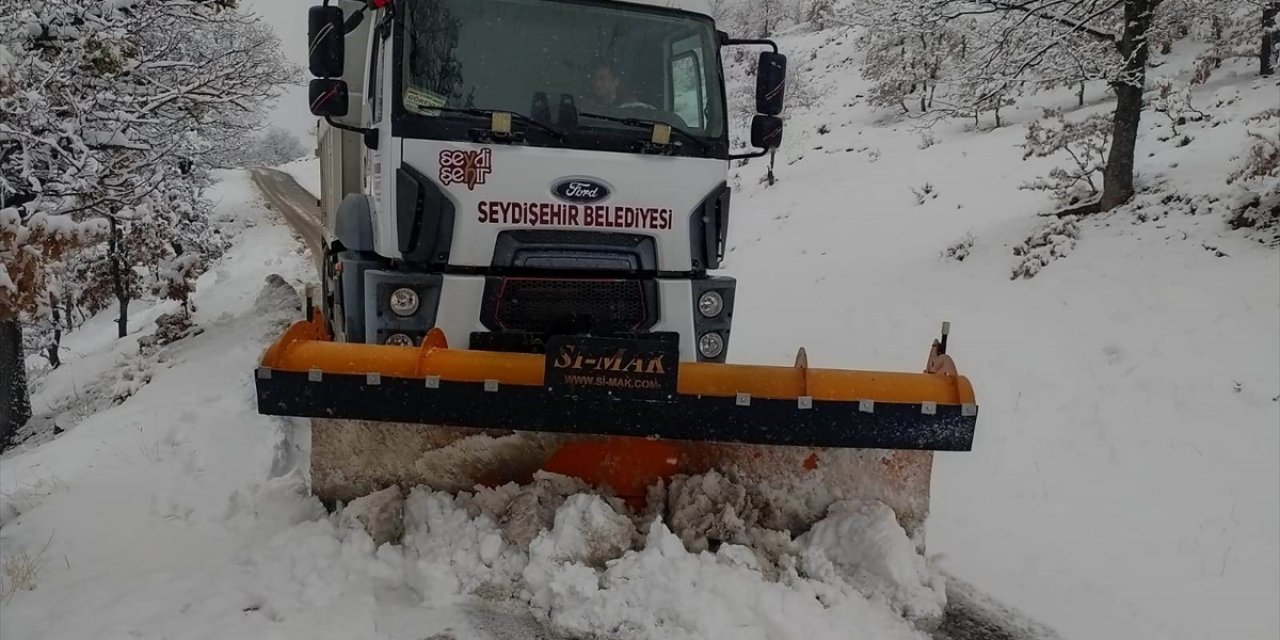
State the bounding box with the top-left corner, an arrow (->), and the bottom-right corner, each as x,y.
1263,2 -> 1279,77
64,294 -> 74,331
108,216 -> 130,339
47,293 -> 62,369
0,317 -> 31,449
1101,0 -> 1159,211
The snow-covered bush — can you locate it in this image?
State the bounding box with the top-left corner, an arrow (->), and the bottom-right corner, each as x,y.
151,310 -> 201,347
0,210 -> 105,322
910,182 -> 938,205
942,233 -> 975,262
1226,108 -> 1280,237
0,542 -> 48,601
1150,76 -> 1208,137
1011,216 -> 1082,279
1230,109 -> 1280,185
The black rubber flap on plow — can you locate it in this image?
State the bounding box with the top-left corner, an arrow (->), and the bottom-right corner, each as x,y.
255,369 -> 975,451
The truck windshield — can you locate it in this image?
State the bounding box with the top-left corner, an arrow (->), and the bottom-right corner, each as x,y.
400,0 -> 725,142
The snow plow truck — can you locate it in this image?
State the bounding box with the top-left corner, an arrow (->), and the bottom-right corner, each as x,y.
253,0 -> 980,542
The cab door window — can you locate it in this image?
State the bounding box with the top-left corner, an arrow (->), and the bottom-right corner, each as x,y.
669,35 -> 706,130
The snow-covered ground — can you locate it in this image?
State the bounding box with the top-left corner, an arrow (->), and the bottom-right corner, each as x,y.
3,23 -> 1277,640
717,30 -> 1279,640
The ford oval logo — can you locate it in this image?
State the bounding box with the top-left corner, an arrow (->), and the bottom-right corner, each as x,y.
552,178 -> 611,204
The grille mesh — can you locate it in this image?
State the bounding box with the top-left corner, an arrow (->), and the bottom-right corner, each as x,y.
494,279 -> 648,333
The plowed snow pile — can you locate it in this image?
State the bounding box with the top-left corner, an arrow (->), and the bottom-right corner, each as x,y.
402,485 -> 944,640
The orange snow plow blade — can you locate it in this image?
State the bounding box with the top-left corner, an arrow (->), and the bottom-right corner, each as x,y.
254,309 -> 978,536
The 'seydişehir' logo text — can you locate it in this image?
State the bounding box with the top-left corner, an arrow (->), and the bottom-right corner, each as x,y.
439,148 -> 492,190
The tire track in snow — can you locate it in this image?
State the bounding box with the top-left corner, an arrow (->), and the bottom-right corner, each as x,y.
249,166 -> 563,640
250,167 -> 325,273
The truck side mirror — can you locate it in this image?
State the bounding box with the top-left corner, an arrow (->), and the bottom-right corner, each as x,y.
750,115 -> 783,150
309,79 -> 350,117
755,51 -> 787,116
308,5 -> 345,78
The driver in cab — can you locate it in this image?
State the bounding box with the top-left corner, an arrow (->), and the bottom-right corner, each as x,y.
586,62 -> 656,112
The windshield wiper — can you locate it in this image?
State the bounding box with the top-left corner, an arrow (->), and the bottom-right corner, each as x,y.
578,112 -> 711,153
426,105 -> 566,144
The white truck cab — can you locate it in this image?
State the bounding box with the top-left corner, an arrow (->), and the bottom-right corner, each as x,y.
307,0 -> 786,362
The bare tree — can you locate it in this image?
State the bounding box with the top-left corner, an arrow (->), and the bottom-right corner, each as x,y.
0,314 -> 29,448
1101,0 -> 1164,210
1259,1 -> 1278,75
0,209 -> 101,446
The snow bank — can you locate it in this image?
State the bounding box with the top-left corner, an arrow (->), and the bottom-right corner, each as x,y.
276,157 -> 320,199
798,500 -> 947,621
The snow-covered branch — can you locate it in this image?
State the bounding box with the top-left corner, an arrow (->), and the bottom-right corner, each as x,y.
0,0 -> 296,334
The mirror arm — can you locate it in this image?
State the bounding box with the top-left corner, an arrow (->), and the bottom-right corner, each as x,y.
721,38 -> 778,53
728,148 -> 771,160
324,115 -> 379,150
343,8 -> 366,34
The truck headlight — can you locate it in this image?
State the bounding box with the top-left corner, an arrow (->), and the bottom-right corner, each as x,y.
385,333 -> 414,347
698,332 -> 724,359
389,287 -> 419,317
697,291 -> 724,318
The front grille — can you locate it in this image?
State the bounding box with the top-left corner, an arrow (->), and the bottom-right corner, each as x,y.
482,277 -> 656,334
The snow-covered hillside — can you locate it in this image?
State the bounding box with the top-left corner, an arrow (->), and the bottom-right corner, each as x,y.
2,16 -> 1276,640
718,27 -> 1279,640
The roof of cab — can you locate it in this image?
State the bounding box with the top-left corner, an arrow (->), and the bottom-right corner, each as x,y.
611,0 -> 714,18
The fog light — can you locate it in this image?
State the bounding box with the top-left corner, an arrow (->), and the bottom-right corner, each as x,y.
698,332 -> 724,359
386,333 -> 414,347
389,287 -> 419,317
697,291 -> 724,318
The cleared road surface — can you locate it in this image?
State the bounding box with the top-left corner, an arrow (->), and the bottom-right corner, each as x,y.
251,167 -> 325,273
